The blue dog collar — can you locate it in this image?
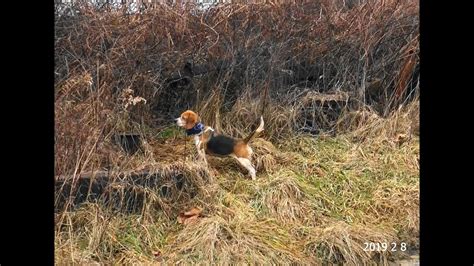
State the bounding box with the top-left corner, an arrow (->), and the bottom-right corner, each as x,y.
186,122 -> 205,136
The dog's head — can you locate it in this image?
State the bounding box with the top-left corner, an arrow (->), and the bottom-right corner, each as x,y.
176,110 -> 200,130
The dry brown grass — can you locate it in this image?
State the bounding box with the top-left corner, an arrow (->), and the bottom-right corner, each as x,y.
55,99 -> 419,264
304,222 -> 398,265
55,1 -> 419,264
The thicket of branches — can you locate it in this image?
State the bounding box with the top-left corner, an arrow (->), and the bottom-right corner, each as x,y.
55,0 -> 419,174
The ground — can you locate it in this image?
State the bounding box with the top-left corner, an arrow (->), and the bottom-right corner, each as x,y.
55,104 -> 419,265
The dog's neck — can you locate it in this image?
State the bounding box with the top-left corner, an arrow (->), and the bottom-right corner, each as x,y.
188,123 -> 215,149
186,122 -> 215,137
186,122 -> 205,136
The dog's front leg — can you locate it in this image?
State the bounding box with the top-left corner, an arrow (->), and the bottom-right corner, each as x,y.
194,135 -> 208,165
197,148 -> 208,165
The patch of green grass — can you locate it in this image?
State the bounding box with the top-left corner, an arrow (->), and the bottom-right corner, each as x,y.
156,126 -> 182,140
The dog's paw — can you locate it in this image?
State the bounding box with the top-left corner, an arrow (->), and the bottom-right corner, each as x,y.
249,171 -> 256,180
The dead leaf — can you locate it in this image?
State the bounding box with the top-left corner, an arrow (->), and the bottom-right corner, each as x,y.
395,133 -> 409,145
153,250 -> 163,261
184,207 -> 202,216
178,207 -> 203,224
183,215 -> 199,225
177,214 -> 186,224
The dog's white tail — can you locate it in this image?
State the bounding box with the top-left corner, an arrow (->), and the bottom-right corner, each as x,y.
243,116 -> 264,144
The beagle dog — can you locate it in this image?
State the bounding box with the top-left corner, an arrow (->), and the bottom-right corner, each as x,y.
175,110 -> 264,180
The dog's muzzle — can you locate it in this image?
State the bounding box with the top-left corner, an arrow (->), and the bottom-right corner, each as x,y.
175,117 -> 185,127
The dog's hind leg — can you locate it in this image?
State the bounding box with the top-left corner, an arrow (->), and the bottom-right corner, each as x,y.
234,157 -> 256,180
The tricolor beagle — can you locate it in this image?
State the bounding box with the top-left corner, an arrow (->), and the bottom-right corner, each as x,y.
176,110 -> 264,180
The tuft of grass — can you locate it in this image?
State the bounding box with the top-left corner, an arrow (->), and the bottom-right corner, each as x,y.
253,170 -> 309,222
304,222 -> 398,265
